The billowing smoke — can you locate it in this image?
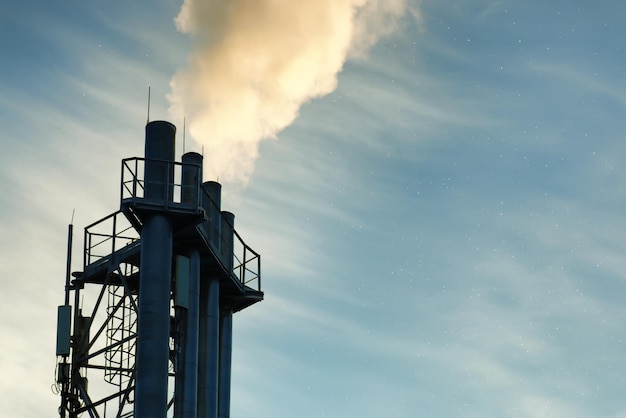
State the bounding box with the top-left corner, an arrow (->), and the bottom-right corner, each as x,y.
169,0 -> 421,183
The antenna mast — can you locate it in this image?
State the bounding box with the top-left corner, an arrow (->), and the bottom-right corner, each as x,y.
64,210 -> 74,305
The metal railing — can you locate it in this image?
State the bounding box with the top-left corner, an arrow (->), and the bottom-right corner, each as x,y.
233,227 -> 261,291
84,210 -> 140,269
199,187 -> 261,292
116,157 -> 260,291
120,157 -> 201,212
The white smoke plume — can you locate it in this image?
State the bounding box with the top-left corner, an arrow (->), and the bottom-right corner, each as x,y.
168,0 -> 421,183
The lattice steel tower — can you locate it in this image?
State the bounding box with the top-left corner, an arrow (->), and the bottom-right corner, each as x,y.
55,121 -> 263,417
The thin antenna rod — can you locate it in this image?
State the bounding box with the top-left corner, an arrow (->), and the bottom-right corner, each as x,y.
183,117 -> 186,154
147,86 -> 151,124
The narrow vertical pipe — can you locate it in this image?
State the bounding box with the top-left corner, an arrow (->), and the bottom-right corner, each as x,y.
135,121 -> 176,418
175,151 -> 203,418
198,277 -> 220,418
174,305 -> 188,418
182,152 -> 203,209
217,310 -> 233,418
217,211 -> 235,418
174,252 -> 200,418
198,179 -> 221,418
183,250 -> 201,418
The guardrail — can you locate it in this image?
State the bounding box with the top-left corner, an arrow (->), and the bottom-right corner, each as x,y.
112,157 -> 261,291
232,227 -> 261,291
120,157 -> 201,212
199,187 -> 261,292
84,210 -> 140,269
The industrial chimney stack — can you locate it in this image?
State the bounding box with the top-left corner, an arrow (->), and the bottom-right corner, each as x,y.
55,121 -> 263,417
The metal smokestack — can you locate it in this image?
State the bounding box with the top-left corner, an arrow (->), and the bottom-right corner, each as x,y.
182,151 -> 203,206
177,151 -> 203,418
144,121 -> 176,201
198,180 -> 222,418
135,121 -> 176,417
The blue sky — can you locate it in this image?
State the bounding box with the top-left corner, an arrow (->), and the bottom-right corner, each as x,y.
2,1 -> 626,416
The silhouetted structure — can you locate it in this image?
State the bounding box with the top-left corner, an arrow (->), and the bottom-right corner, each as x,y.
55,121 -> 263,417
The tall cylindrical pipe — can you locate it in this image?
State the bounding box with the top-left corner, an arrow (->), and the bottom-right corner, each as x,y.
182,152 -> 203,208
135,215 -> 173,418
197,180 -> 222,418
144,121 -> 176,202
176,250 -> 201,418
217,310 -> 233,418
179,152 -> 203,418
198,276 -> 220,418
135,122 -> 176,418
